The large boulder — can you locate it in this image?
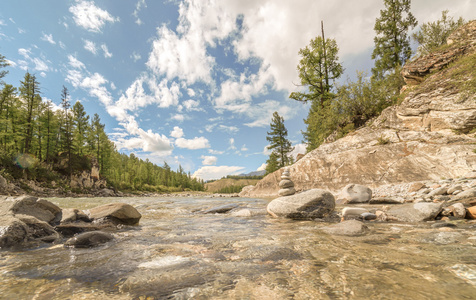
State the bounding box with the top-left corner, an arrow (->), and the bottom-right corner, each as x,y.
88,203 -> 141,225
1,195 -> 61,224
0,215 -> 29,248
337,184 -> 372,204
387,203 -> 443,222
267,189 -> 335,220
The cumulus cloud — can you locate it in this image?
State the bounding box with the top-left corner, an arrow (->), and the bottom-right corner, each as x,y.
201,155 -> 217,166
170,126 -> 184,138
69,0 -> 119,33
17,48 -> 50,72
257,163 -> 267,172
175,137 -> 210,149
192,165 -> 245,181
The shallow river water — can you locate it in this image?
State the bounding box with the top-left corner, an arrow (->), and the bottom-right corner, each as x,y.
1,196 -> 476,299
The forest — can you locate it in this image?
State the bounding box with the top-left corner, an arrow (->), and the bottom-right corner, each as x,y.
0,60 -> 204,194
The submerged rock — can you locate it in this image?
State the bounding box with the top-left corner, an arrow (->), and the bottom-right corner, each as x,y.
202,203 -> 240,214
88,203 -> 141,225
64,231 -> 114,248
267,189 -> 335,220
321,220 -> 369,236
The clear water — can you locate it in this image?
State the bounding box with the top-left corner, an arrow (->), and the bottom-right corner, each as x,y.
1,196 -> 475,299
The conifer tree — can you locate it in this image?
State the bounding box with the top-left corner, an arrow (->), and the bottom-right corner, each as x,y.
371,0 -> 417,79
19,72 -> 41,154
266,111 -> 294,173
72,101 -> 90,155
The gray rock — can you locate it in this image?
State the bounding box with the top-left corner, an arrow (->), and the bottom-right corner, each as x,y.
0,215 -> 28,248
61,208 -> 91,223
452,188 -> 476,201
230,208 -> 267,217
361,212 -> 377,220
447,185 -> 463,194
97,188 -> 116,197
337,184 -> 372,204
64,231 -> 114,248
279,179 -> 294,189
431,222 -> 457,228
88,203 -> 142,225
321,220 -> 369,236
55,222 -> 115,237
448,203 -> 466,218
428,187 -> 448,197
267,189 -> 335,220
387,203 -> 443,222
278,187 -> 296,196
16,214 -> 60,243
8,196 -> 62,224
342,207 -> 368,217
202,203 -> 239,214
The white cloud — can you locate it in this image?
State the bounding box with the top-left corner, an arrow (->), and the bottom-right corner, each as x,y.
172,114 -> 185,122
257,163 -> 267,172
201,155 -> 217,166
84,40 -> 97,55
291,143 -> 307,159
80,73 -> 113,106
69,0 -> 119,33
182,99 -> 203,112
17,48 -> 50,72
68,55 -> 85,69
41,33 -> 56,44
133,0 -> 147,25
208,149 -> 224,155
146,0 -> 236,85
116,129 -> 173,156
218,125 -> 239,133
241,144 -> 248,152
101,44 -> 112,58
175,136 -> 210,149
170,126 -> 184,138
59,41 -> 66,49
192,165 -> 245,181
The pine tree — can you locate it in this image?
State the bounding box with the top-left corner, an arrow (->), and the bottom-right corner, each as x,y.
19,72 -> 41,154
60,86 -> 74,177
72,101 -> 90,155
0,53 -> 8,83
371,0 -> 417,79
266,112 -> 294,172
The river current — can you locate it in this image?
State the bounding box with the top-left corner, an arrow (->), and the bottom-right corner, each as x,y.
0,196 -> 475,299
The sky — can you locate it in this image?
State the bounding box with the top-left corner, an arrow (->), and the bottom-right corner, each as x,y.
0,0 -> 474,180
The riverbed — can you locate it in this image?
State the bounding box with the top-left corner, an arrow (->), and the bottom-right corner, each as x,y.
1,196 -> 475,299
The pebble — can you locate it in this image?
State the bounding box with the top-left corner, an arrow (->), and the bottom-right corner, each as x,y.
361,212 -> 377,220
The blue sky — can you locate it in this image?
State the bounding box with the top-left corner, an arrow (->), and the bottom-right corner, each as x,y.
0,0 -> 474,180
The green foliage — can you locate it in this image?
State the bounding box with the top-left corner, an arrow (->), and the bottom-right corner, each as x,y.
265,151 -> 280,175
371,0 -> 417,79
377,135 -> 390,145
0,53 -> 9,83
412,10 -> 465,56
266,112 -> 294,172
224,175 -> 264,180
215,185 -> 244,194
289,34 -> 344,105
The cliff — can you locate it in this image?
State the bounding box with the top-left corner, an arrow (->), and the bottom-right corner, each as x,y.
243,20 -> 476,198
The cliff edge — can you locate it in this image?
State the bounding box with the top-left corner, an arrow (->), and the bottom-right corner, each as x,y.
243,20 -> 476,198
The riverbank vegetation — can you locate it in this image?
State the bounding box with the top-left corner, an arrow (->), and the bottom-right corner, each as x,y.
0,59 -> 204,194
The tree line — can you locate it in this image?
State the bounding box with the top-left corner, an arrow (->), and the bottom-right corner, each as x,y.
0,62 -> 204,193
264,2 -> 466,174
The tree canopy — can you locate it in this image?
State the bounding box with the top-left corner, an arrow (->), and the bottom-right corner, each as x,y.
265,112 -> 294,174
371,0 -> 417,79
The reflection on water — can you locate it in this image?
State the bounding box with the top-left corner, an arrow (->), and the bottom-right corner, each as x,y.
0,196 -> 475,299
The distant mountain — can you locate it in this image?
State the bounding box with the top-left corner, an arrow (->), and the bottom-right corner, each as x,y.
238,170 -> 266,177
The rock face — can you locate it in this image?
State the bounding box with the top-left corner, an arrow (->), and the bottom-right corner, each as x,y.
88,203 -> 142,225
242,21 -> 476,198
267,189 -> 335,220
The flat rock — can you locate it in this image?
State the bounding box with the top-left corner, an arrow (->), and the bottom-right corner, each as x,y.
64,231 -> 114,248
267,189 -> 335,220
387,203 -> 443,222
202,203 -> 239,214
337,184 -> 372,204
452,188 -> 476,201
88,203 -> 142,225
230,208 -> 267,217
321,220 -> 369,236
278,188 -> 296,196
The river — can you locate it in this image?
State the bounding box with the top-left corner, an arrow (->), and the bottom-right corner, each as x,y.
1,196 -> 475,299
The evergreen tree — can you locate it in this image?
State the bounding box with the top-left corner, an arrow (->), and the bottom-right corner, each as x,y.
0,53 -> 9,84
412,10 -> 465,56
60,86 -> 74,177
266,112 -> 294,172
265,152 -> 279,175
371,0 -> 417,79
290,21 -> 343,107
19,72 -> 41,154
72,101 -> 90,155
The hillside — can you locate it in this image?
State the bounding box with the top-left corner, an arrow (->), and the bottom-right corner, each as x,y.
242,20 -> 476,198
205,178 -> 261,193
